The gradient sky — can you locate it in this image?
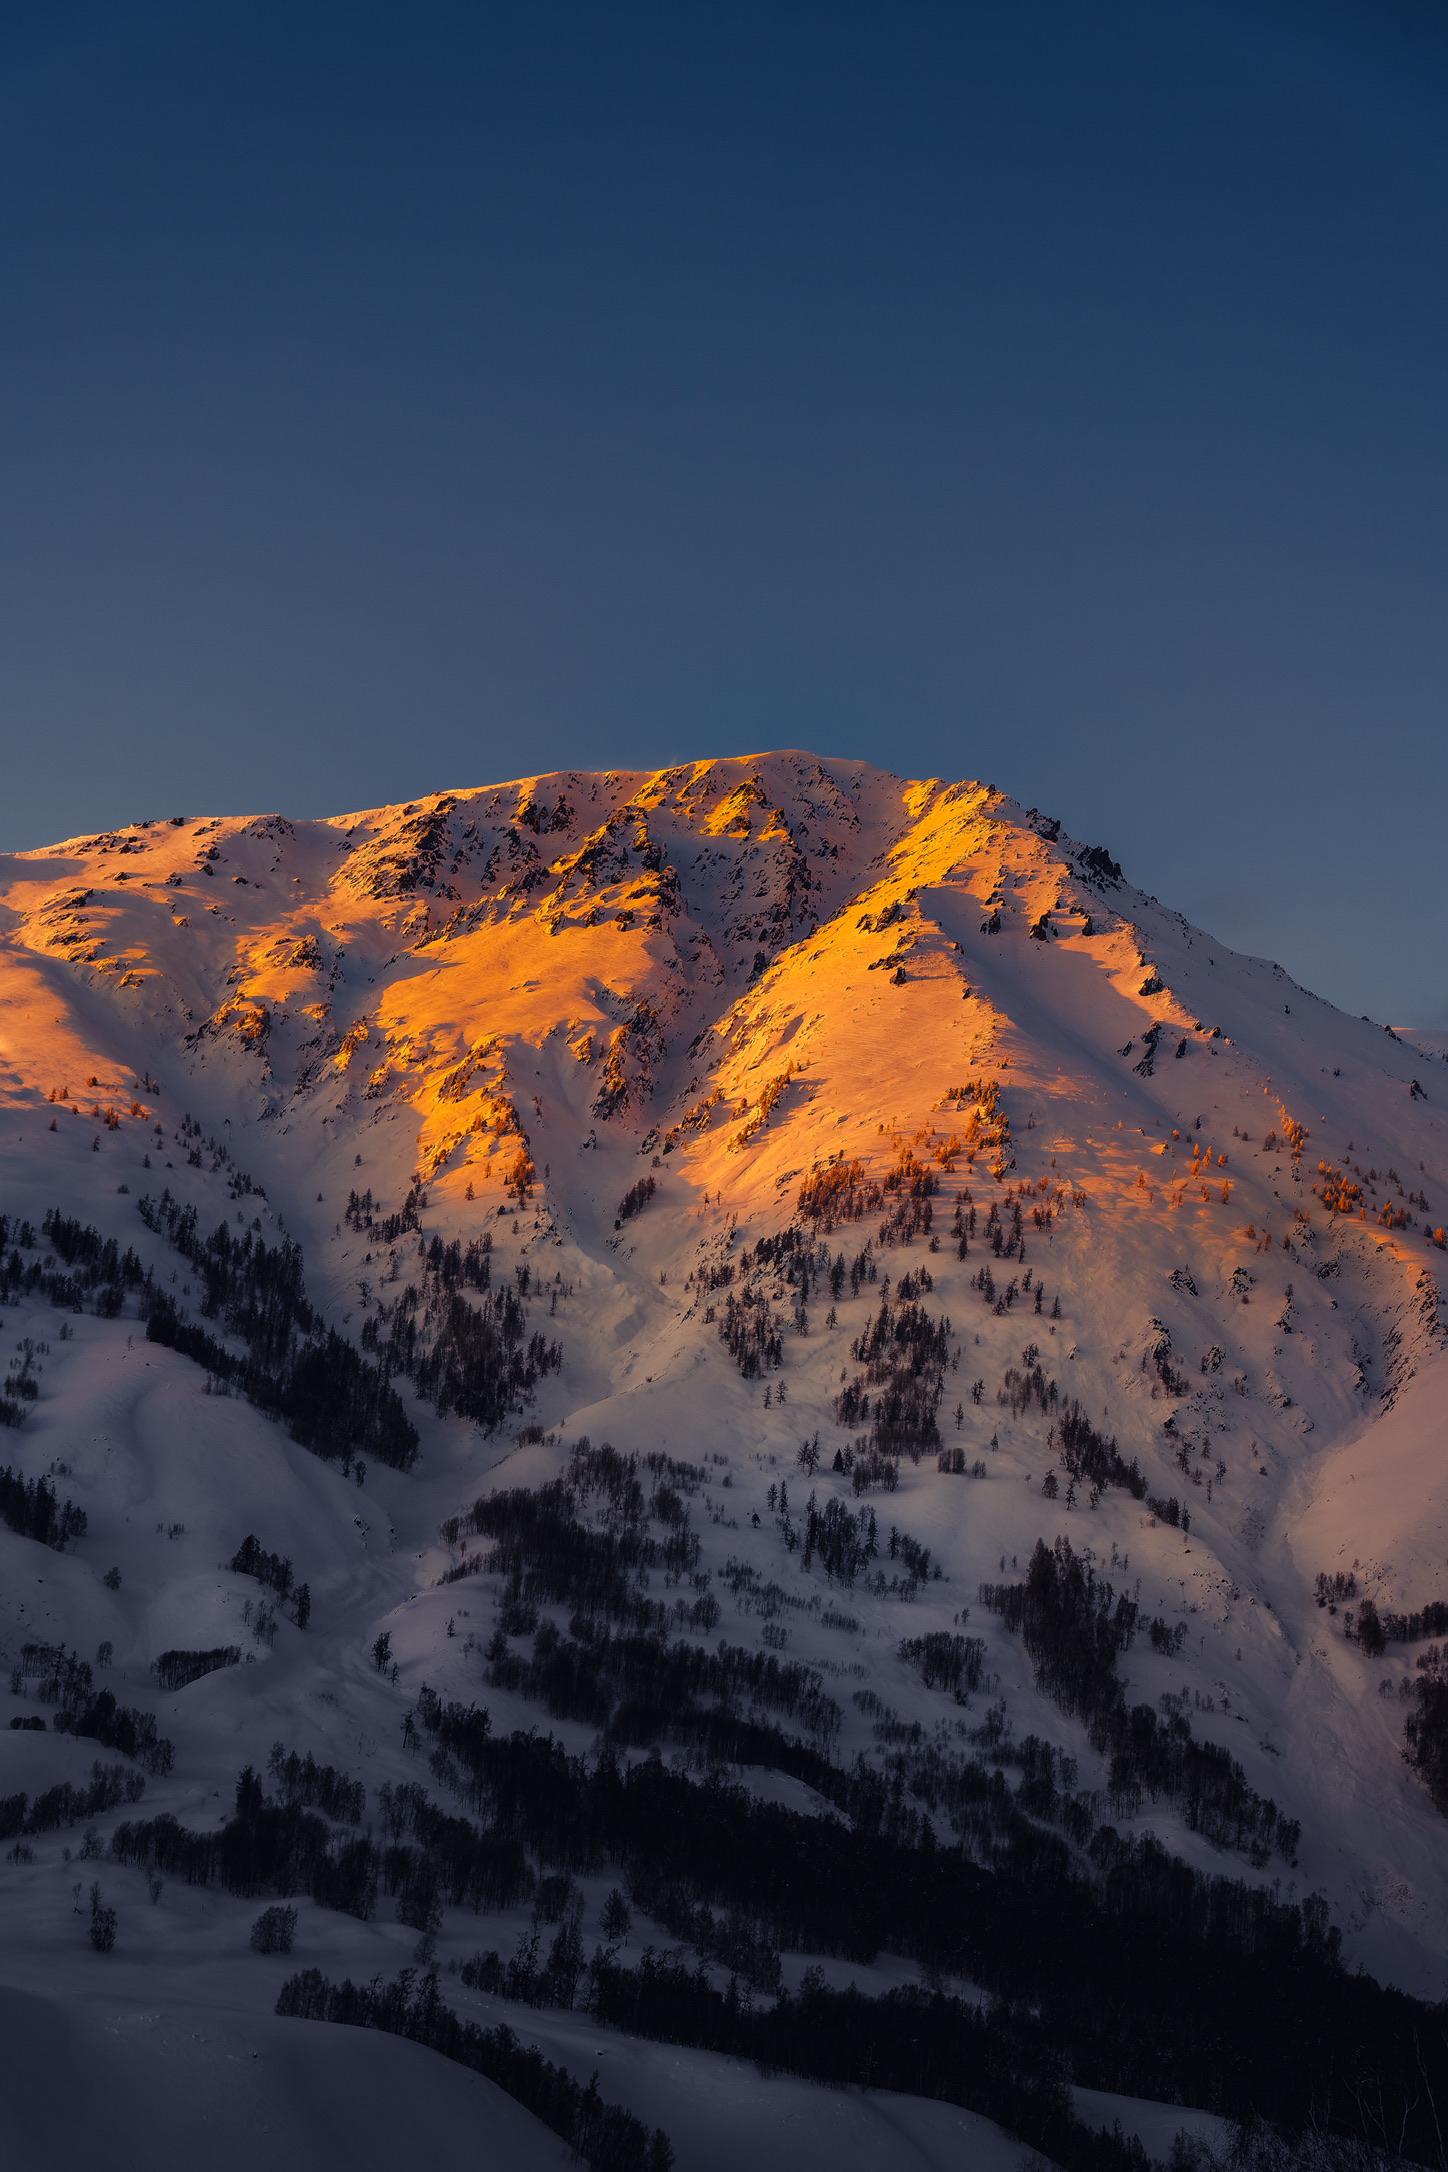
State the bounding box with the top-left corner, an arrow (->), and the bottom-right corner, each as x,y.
2,1 -> 1445,1022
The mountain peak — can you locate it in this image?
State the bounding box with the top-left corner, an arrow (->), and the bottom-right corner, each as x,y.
3,755 -> 1448,2156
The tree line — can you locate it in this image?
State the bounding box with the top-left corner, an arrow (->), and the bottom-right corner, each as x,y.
274,1966 -> 673,2171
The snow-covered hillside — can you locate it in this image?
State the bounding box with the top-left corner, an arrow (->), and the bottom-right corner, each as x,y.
2,753 -> 1445,2168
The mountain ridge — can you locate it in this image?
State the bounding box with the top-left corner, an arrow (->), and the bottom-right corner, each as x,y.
2,750 -> 1447,2165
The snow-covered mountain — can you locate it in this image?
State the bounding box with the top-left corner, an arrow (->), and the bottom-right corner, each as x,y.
2,753 -> 1445,2170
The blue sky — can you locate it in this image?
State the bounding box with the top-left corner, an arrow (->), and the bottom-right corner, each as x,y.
2,1 -> 1445,1021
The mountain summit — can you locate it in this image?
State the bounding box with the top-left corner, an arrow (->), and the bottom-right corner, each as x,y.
2,754 -> 1446,2166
